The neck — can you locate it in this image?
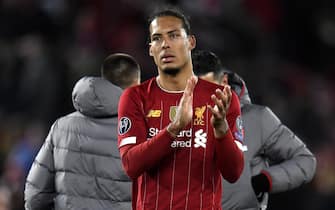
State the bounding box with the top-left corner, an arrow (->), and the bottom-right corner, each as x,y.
157,65 -> 194,91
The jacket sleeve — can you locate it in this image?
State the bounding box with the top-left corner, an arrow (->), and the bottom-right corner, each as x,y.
24,123 -> 56,210
260,107 -> 317,193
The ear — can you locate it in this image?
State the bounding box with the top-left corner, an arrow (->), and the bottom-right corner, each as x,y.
149,44 -> 153,56
220,74 -> 229,86
188,35 -> 196,50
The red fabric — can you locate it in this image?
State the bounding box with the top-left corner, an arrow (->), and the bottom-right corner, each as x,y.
261,170 -> 273,192
118,77 -> 244,209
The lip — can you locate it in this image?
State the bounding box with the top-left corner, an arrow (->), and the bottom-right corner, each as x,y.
161,53 -> 175,63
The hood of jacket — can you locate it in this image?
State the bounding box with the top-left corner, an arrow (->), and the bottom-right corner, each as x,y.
225,71 -> 251,106
72,76 -> 122,118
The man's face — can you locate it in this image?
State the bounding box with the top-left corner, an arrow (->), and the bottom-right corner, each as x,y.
149,16 -> 195,74
222,74 -> 229,86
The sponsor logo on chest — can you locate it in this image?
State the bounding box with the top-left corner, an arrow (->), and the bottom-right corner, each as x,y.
149,127 -> 207,148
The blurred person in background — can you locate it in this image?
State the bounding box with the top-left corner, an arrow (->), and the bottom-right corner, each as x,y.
0,121 -> 45,210
24,53 -> 140,210
192,50 -> 317,210
0,185 -> 12,210
117,6 -> 244,210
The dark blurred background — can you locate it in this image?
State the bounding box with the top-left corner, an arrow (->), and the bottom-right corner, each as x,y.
0,0 -> 334,209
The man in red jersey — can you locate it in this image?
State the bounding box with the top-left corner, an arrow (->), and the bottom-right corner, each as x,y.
118,6 -> 245,210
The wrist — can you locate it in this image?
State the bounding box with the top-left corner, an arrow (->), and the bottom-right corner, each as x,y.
213,119 -> 229,138
167,123 -> 181,138
251,172 -> 270,195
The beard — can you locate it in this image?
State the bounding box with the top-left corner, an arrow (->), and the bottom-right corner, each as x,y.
162,67 -> 181,76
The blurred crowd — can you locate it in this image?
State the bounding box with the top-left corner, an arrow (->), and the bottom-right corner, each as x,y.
0,0 -> 334,209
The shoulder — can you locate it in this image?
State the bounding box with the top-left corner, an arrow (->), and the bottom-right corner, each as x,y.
119,77 -> 158,110
228,89 -> 241,114
51,112 -> 94,137
195,78 -> 226,100
250,104 -> 278,118
197,78 -> 239,98
243,104 -> 281,125
197,78 -> 222,90
122,77 -> 156,97
243,103 -> 267,113
56,112 -> 82,125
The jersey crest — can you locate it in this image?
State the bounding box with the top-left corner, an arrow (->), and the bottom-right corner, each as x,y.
169,106 -> 178,122
194,106 -> 206,125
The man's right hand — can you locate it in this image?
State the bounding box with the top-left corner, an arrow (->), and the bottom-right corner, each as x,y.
167,76 -> 197,137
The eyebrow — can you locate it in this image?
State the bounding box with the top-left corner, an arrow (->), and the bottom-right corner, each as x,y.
151,29 -> 180,37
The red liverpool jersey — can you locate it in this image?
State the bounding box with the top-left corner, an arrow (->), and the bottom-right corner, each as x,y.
118,77 -> 244,210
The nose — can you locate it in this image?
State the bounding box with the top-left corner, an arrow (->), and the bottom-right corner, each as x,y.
161,37 -> 170,49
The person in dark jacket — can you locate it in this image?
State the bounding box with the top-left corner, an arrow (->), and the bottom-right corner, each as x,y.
24,53 -> 140,210
192,50 -> 317,210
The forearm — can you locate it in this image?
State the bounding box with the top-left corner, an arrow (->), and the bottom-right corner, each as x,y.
263,119 -> 317,192
215,130 -> 244,183
24,182 -> 55,210
265,152 -> 316,193
120,128 -> 175,179
25,161 -> 56,210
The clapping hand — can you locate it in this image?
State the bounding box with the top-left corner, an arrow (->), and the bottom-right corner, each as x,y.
167,76 -> 197,137
207,85 -> 232,138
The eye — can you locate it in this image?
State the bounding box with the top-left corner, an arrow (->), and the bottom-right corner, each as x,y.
169,33 -> 180,39
151,36 -> 161,42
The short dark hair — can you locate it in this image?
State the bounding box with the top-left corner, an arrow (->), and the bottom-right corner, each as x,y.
192,50 -> 246,96
192,50 -> 223,81
101,53 -> 140,89
148,6 -> 192,35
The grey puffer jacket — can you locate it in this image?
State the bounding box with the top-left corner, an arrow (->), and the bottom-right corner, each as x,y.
24,77 -> 132,210
221,80 -> 317,210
